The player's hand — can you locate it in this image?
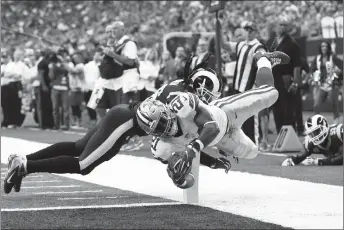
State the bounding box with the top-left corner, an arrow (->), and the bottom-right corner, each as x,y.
282,157 -> 295,166
167,149 -> 195,184
211,157 -> 231,173
288,82 -> 299,94
300,157 -> 319,166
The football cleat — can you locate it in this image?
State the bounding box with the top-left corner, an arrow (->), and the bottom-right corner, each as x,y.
4,155 -> 27,194
254,51 -> 290,68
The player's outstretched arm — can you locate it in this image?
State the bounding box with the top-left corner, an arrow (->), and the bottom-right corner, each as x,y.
282,149 -> 311,166
189,102 -> 220,156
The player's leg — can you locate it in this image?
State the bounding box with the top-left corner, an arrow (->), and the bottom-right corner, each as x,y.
213,86 -> 278,128
4,105 -> 141,194
77,104 -> 141,175
217,129 -> 258,160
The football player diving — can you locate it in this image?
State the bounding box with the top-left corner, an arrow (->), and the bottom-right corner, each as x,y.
3,54 -> 230,195
282,115 -> 343,166
136,51 -> 291,189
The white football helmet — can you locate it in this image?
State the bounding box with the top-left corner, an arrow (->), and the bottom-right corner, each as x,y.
188,68 -> 222,104
136,99 -> 178,138
304,114 -> 329,145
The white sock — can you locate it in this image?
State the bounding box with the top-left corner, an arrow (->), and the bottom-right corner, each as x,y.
257,57 -> 271,69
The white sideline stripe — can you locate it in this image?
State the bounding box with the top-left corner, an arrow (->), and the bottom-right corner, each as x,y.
26,175 -> 44,178
1,202 -> 181,212
57,196 -> 129,200
22,180 -> 61,183
260,152 -> 288,157
27,127 -> 86,136
22,185 -> 80,189
33,190 -> 103,195
1,137 -> 343,229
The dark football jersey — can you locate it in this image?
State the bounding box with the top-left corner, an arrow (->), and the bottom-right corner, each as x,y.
151,80 -> 186,104
305,124 -> 343,157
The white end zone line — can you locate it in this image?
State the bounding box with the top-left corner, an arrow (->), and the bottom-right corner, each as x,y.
1,202 -> 182,212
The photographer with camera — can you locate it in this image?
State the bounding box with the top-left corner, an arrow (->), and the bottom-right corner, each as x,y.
88,21 -> 139,120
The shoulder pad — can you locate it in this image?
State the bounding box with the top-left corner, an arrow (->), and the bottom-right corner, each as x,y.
169,92 -> 199,118
336,124 -> 343,142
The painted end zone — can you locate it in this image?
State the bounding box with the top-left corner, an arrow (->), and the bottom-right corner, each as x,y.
1,137 -> 343,229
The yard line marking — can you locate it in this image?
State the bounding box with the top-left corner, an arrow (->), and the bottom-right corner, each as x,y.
33,190 -> 103,195
57,196 -> 129,200
22,185 -> 80,189
1,172 -> 6,175
1,202 -> 182,212
22,180 -> 62,183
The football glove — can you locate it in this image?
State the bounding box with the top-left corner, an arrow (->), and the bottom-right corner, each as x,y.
282,157 -> 296,166
210,157 -> 231,173
167,149 -> 195,184
300,157 -> 319,166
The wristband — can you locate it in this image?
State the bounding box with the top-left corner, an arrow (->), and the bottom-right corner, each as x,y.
188,139 -> 205,153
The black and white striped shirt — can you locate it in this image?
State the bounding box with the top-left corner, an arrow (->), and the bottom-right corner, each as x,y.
233,39 -> 265,92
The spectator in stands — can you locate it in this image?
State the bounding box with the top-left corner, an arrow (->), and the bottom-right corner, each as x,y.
310,41 -> 343,123
270,16 -> 302,134
172,46 -> 186,81
321,6 -> 337,39
139,48 -> 159,99
48,52 -> 70,130
1,49 -> 29,128
159,52 -> 175,85
69,52 -> 85,129
334,11 -> 343,38
36,48 -> 55,129
83,48 -> 101,126
191,37 -> 216,71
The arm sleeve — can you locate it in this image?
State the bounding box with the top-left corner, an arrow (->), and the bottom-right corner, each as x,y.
292,138 -> 313,165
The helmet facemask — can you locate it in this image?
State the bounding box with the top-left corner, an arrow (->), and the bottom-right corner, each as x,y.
305,125 -> 329,145
190,68 -> 221,104
196,85 -> 221,104
150,108 -> 178,138
136,100 -> 178,138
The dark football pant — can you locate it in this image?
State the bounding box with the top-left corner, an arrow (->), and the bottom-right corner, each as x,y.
26,104 -> 146,175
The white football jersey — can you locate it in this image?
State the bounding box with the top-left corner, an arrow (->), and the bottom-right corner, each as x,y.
151,92 -> 228,161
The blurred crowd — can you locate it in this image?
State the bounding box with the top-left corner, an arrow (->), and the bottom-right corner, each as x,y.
0,1 -> 343,136
1,1 -> 343,51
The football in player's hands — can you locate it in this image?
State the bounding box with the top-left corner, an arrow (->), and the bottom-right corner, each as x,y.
174,173 -> 195,189
167,151 -> 193,184
282,157 -> 295,166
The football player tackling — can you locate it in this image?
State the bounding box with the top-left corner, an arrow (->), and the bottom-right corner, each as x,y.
136,51 -> 291,188
3,54 -> 229,194
282,115 -> 343,166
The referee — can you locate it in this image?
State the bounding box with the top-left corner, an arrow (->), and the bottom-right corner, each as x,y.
221,21 -> 266,145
